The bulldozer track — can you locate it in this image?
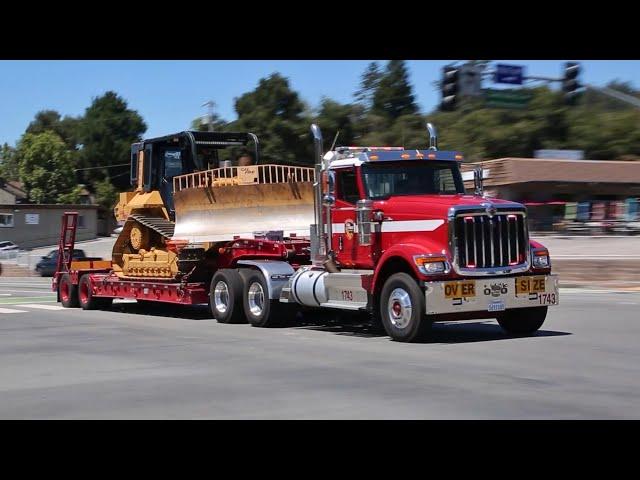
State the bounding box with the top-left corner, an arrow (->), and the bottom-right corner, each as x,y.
129,214 -> 175,239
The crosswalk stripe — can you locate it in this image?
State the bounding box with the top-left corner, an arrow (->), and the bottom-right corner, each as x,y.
0,307 -> 28,314
18,304 -> 67,311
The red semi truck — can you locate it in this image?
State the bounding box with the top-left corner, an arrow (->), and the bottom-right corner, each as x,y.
53,123 -> 558,342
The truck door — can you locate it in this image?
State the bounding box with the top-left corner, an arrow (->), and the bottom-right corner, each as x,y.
332,167 -> 364,268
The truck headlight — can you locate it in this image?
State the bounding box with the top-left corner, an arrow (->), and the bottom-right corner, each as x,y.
414,255 -> 449,275
532,249 -> 550,268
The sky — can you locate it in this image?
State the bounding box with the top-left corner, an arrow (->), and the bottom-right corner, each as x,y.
1,60 -> 639,147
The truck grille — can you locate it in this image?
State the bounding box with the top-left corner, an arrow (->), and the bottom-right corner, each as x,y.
452,212 -> 528,272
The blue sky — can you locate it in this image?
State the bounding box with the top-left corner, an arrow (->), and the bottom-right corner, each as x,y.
1,60 -> 639,147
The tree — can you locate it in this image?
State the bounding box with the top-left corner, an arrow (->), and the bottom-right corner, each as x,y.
15,131 -> 78,204
232,73 -> 311,164
315,98 -> 358,149
0,143 -> 19,180
190,111 -> 228,132
26,110 -> 81,150
94,177 -> 119,212
354,62 -> 382,109
372,60 -> 418,122
77,91 -> 146,190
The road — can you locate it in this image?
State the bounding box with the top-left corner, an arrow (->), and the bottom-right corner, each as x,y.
0,278 -> 639,419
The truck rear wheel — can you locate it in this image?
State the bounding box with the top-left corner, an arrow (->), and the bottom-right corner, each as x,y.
210,269 -> 246,323
243,270 -> 293,327
78,274 -> 112,310
497,306 -> 547,335
59,273 -> 79,308
379,272 -> 431,342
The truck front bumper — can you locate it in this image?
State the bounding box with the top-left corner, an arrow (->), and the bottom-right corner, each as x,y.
423,273 -> 559,315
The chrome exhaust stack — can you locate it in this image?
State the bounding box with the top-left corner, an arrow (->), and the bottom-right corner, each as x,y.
426,122 -> 438,150
310,123 -> 339,272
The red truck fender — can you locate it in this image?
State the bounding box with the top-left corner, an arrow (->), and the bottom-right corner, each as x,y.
371,239 -> 447,294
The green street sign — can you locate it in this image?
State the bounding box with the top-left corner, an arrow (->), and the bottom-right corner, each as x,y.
484,88 -> 533,109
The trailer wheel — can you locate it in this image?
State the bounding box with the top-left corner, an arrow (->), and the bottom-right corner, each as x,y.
497,306 -> 547,335
210,269 -> 246,323
59,273 -> 79,308
379,272 -> 431,342
78,275 -> 112,310
243,270 -> 293,327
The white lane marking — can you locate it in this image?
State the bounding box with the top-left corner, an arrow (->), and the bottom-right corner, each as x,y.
0,294 -> 11,296
0,307 -> 28,314
18,304 -> 67,311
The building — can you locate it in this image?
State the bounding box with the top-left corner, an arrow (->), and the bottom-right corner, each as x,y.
460,157 -> 640,231
0,179 -> 28,204
0,204 -> 99,249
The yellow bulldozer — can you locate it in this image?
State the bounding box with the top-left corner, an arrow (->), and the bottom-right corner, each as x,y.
112,130 -> 315,282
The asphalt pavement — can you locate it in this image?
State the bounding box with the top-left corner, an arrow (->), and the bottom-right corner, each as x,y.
0,278 -> 638,419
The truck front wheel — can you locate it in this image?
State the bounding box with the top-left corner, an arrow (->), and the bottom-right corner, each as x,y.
379,272 -> 431,342
210,269 -> 246,323
497,306 -> 547,335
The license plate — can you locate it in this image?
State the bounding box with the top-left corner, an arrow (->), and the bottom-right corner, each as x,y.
515,276 -> 546,295
488,301 -> 506,312
444,280 -> 476,299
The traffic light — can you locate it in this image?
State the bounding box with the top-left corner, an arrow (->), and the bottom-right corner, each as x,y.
562,62 -> 581,104
441,66 -> 459,111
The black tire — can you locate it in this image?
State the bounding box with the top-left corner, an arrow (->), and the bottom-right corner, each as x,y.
497,306 -> 547,335
210,269 -> 246,323
78,274 -> 112,310
379,272 -> 431,342
242,270 -> 293,327
59,273 -> 79,308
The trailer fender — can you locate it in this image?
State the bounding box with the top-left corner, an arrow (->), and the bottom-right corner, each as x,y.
236,260 -> 295,300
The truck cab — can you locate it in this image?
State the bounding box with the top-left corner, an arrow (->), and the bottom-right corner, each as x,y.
282,123 -> 559,342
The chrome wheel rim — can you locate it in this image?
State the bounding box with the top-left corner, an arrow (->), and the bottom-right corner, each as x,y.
213,281 -> 230,314
248,282 -> 265,317
387,288 -> 412,329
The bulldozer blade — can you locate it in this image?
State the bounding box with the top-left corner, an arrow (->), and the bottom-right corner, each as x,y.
172,181 -> 315,242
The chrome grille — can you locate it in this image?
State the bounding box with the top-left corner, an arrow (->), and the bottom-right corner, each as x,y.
451,209 -> 529,274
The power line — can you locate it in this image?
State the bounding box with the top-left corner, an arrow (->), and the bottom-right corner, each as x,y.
74,162 -> 130,172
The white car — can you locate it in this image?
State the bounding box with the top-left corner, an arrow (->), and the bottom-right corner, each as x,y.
0,241 -> 19,251
0,241 -> 20,259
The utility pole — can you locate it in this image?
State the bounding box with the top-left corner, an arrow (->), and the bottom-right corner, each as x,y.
201,100 -> 216,132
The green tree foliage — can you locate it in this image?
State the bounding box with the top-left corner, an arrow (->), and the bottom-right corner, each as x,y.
354,61 -> 382,108
372,60 -> 418,123
26,110 -> 81,150
231,73 -> 312,164
15,132 -> 78,204
315,98 -> 359,149
94,177 -> 119,212
77,91 -> 146,189
0,143 -> 19,180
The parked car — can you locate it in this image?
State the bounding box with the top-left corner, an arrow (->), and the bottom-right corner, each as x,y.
35,249 -> 101,277
0,241 -> 19,252
0,241 -> 20,259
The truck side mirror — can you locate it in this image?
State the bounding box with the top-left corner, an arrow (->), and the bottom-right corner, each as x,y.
327,170 -> 336,196
474,165 -> 484,196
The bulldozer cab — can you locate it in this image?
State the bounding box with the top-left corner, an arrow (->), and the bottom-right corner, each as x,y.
130,131 -> 259,219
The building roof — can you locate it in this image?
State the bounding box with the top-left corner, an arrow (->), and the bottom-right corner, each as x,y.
460,158 -> 640,186
0,179 -> 28,200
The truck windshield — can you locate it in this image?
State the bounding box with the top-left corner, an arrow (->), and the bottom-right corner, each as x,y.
362,161 -> 465,199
